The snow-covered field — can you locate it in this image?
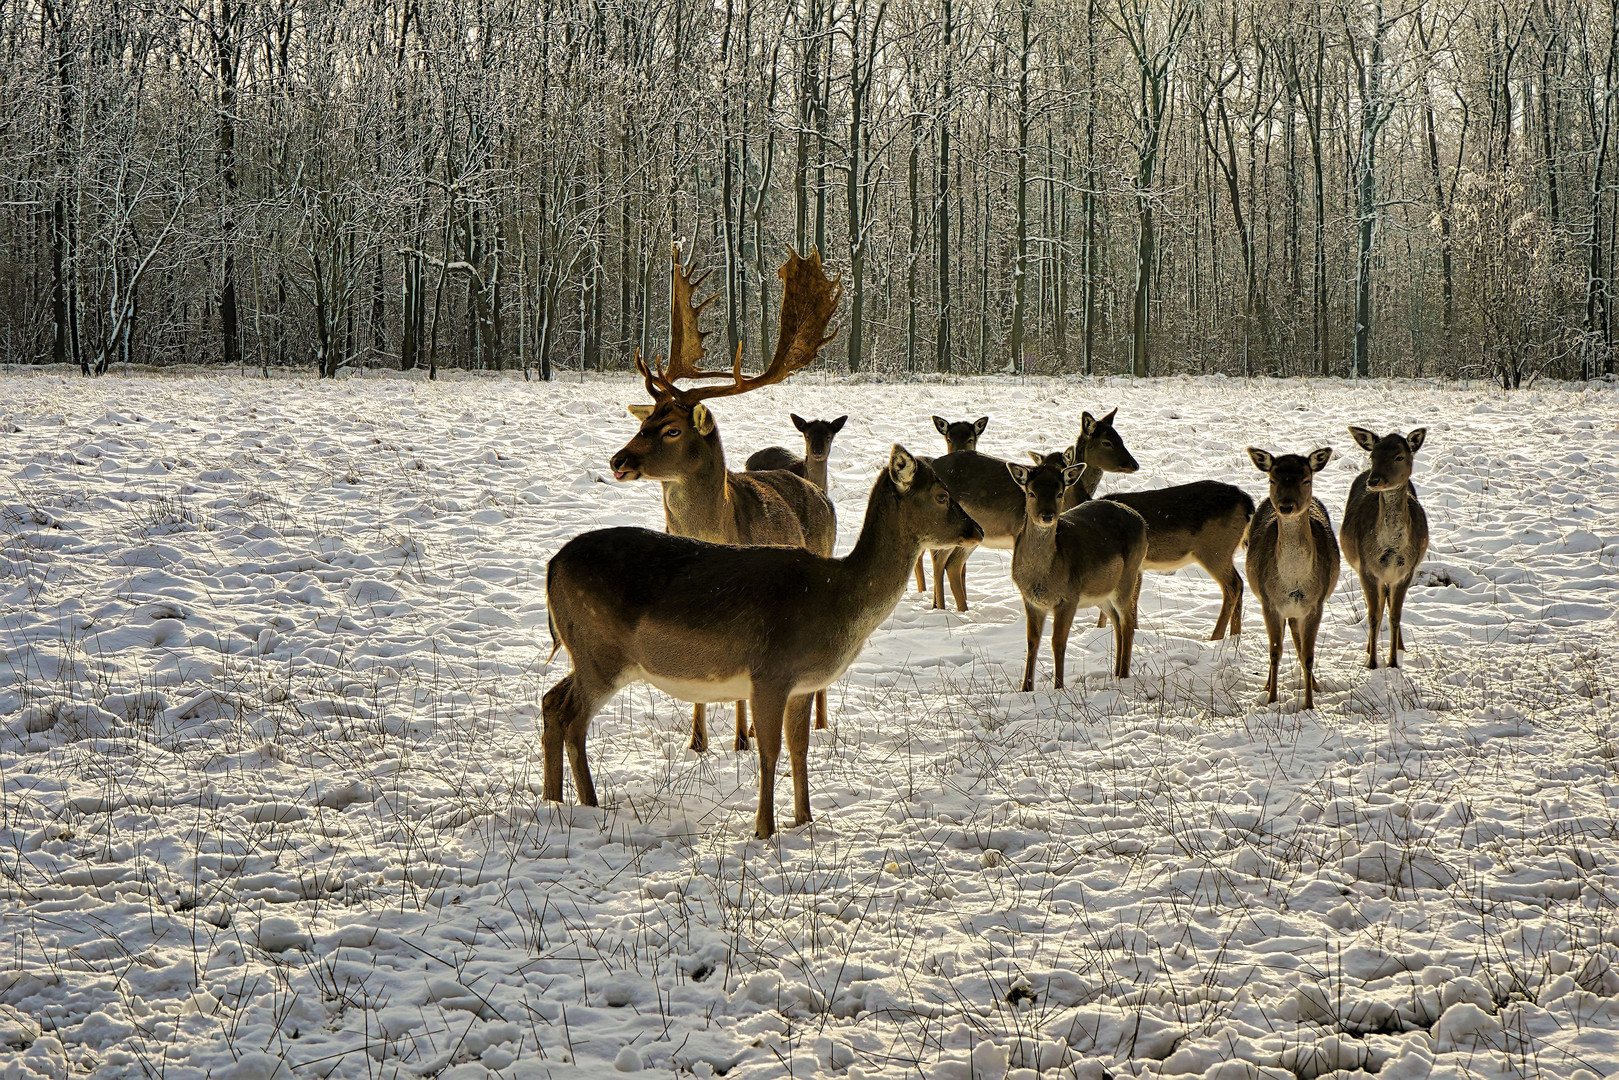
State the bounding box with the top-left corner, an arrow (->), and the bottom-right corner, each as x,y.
1,369 -> 1617,1080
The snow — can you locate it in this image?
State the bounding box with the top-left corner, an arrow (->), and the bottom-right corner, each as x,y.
1,368 -> 1617,1079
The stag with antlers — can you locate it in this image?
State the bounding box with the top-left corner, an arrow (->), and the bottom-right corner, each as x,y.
608,248 -> 842,753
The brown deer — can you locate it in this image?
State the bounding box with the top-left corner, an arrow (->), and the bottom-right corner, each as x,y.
933,415 -> 988,453
1064,412 -> 1256,640
543,447 -> 983,838
1245,447 -> 1340,710
910,415 -> 986,602
917,410 -> 1137,612
1058,408 -> 1140,510
745,414 -> 848,492
1005,457 -> 1146,688
1339,426 -> 1429,669
608,249 -> 840,753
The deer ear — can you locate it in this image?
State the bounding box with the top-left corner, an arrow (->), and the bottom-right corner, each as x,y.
1348,426 -> 1378,452
627,403 -> 655,420
973,416 -> 989,436
1027,451 -> 1046,464
932,415 -> 949,436
1080,411 -> 1096,436
1100,407 -> 1118,426
1247,447 -> 1274,473
1063,444 -> 1079,466
1406,427 -> 1427,453
1062,464 -> 1085,490
791,413 -> 809,432
1006,461 -> 1032,490
888,445 -> 919,492
830,415 -> 847,433
1308,446 -> 1334,472
691,403 -> 716,436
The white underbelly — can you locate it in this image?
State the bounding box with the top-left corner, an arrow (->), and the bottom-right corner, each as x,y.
1142,553 -> 1195,573
980,536 -> 1016,551
638,669 -> 753,704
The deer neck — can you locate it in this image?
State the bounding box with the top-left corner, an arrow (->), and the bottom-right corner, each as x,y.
1376,484 -> 1411,525
841,479 -> 929,615
1014,515 -> 1060,570
660,434 -> 733,544
803,455 -> 829,492
1072,435 -> 1105,498
1273,509 -> 1318,566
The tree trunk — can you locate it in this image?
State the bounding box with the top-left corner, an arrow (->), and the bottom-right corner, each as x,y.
936,0 -> 953,373
1008,0 -> 1030,375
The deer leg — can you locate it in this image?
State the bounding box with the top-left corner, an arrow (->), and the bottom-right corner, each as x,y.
1115,574 -> 1141,677
1095,608 -> 1107,628
749,687 -> 788,839
541,675 -> 575,803
689,703 -> 709,753
1387,579 -> 1412,669
930,548 -> 949,610
734,700 -> 751,752
1359,571 -> 1384,670
812,689 -> 828,731
1299,610 -> 1325,711
785,695 -> 814,828
543,672 -> 611,806
1050,600 -> 1078,689
1229,568 -> 1244,637
1208,558 -> 1243,640
1022,602 -> 1048,693
946,547 -> 970,612
913,556 -> 927,593
1261,607 -> 1284,703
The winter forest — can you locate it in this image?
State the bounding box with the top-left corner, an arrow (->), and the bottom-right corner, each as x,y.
2,0 -> 1617,387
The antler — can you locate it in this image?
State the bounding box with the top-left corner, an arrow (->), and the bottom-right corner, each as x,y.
638,248 -> 842,407
665,246 -> 727,383
768,248 -> 843,382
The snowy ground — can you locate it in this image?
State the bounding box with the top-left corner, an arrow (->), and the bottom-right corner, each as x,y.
1,369 -> 1617,1080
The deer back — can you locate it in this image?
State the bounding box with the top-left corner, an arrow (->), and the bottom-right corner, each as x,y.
930,451 -> 1029,549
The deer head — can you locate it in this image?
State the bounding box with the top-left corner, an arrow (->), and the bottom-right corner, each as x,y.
1347,426 -> 1427,493
1248,446 -> 1332,518
612,248 -> 842,483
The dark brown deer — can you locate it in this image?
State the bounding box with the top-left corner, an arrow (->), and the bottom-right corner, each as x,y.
609,249 -> 840,752
918,410 -> 1137,612
1058,408 -> 1140,510
1340,426 -> 1429,669
543,447 -> 983,838
1005,457 -> 1146,688
1064,412 -> 1255,639
746,414 -> 848,492
933,415 -> 988,453
910,416 -> 987,601
1245,447 -> 1340,710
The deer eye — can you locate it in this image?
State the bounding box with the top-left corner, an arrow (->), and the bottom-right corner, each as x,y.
662,428 -> 681,440
934,492 -> 949,505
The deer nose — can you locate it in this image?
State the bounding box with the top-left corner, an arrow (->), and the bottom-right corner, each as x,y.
1276,501 -> 1298,515
1367,474 -> 1387,489
608,451 -> 638,481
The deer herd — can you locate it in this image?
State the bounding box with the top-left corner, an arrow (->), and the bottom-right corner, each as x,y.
543,250 -> 1432,838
